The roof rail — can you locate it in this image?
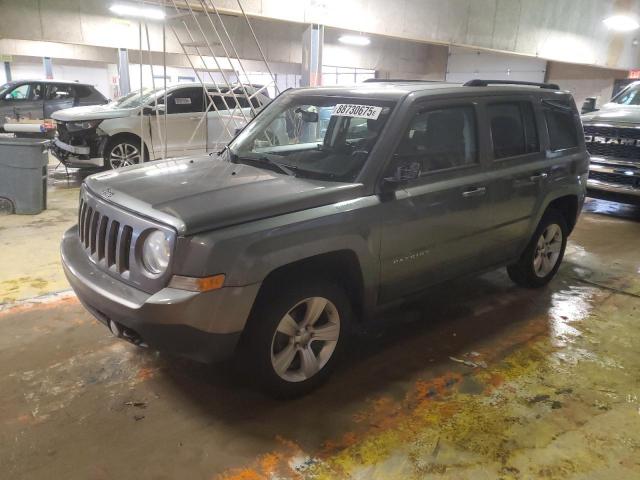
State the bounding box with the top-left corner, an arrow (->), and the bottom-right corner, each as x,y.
463,79 -> 560,90
363,78 -> 440,83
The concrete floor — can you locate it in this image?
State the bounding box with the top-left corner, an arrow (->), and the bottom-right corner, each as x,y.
1,171 -> 640,479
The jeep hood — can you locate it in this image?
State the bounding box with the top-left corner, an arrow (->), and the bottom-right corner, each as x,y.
84,156 -> 364,235
582,104 -> 640,125
52,104 -> 135,121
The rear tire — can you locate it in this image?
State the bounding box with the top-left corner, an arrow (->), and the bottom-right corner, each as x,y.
239,278 -> 352,398
507,209 -> 567,288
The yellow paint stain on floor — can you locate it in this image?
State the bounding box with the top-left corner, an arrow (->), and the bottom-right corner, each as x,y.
215,285 -> 640,480
0,184 -> 79,303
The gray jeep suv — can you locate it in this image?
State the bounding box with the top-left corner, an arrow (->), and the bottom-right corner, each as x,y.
61,79 -> 588,396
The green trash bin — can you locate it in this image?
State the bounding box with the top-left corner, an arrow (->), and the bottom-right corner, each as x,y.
0,138 -> 49,215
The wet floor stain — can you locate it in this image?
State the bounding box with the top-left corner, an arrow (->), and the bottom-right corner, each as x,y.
0,198 -> 640,479
213,283 -> 640,480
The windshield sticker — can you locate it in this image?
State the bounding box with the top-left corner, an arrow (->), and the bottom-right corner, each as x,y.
332,104 -> 382,120
174,97 -> 192,105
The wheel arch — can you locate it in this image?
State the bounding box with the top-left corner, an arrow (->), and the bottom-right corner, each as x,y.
252,250 -> 366,321
544,194 -> 580,233
103,132 -> 151,162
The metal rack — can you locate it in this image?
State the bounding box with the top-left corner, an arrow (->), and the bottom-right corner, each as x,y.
137,0 -> 279,158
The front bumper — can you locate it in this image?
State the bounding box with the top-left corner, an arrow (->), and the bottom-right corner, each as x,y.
50,137 -> 105,168
61,226 -> 260,363
587,157 -> 640,204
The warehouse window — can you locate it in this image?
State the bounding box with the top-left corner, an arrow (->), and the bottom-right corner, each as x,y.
488,102 -> 539,159
322,66 -> 375,86
395,106 -> 477,174
544,100 -> 579,151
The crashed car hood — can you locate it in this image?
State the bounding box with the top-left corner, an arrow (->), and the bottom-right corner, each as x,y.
52,104 -> 135,121
582,104 -> 640,125
84,156 -> 364,235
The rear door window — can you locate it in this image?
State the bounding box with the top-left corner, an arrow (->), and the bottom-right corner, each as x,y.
395,105 -> 478,174
206,90 -> 252,111
543,100 -> 579,151
166,87 -> 205,114
46,84 -> 74,101
488,101 -> 539,159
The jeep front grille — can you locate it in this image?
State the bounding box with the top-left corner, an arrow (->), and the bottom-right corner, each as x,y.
79,197 -> 134,273
77,186 -> 176,293
584,125 -> 640,161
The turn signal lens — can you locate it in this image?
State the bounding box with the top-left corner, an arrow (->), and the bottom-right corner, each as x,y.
169,274 -> 225,292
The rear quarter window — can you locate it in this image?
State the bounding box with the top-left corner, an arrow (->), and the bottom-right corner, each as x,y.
543,99 -> 579,151
75,85 -> 96,98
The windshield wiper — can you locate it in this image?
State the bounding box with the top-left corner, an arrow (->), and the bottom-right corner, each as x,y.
231,154 -> 295,176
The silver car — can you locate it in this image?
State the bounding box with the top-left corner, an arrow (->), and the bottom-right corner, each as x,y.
51,84 -> 270,169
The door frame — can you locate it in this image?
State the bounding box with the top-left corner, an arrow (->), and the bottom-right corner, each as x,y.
376,97 -> 494,302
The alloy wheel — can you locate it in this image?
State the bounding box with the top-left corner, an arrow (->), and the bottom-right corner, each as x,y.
109,142 -> 141,169
270,296 -> 340,382
533,223 -> 562,278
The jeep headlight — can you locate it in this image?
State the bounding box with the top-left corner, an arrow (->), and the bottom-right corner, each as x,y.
142,230 -> 171,275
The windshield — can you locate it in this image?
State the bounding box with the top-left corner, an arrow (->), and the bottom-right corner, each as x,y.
112,87 -> 166,108
610,82 -> 640,105
0,82 -> 15,97
228,94 -> 395,182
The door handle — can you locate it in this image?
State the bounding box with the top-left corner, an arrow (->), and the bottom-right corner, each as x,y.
530,172 -> 548,182
462,186 -> 486,198
189,116 -> 203,120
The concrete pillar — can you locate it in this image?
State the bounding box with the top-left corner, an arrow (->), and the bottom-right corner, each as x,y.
3,62 -> 11,82
43,57 -> 53,79
301,24 -> 324,87
117,48 -> 131,96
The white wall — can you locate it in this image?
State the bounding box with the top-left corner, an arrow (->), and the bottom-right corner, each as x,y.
323,28 -> 448,81
1,0 -> 638,70
446,46 -> 547,84
52,63 -> 111,98
128,64 -> 245,92
546,61 -> 628,108
7,60 -> 44,81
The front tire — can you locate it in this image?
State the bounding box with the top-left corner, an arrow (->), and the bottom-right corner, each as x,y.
507,209 -> 568,288
240,279 -> 352,398
103,135 -> 147,170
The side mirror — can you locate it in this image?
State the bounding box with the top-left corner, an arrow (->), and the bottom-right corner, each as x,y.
295,108 -> 318,123
581,97 -> 598,114
382,160 -> 421,191
4,93 -> 12,101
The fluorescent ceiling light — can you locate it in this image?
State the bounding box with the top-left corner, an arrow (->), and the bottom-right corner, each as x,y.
338,35 -> 370,46
109,3 -> 166,20
603,15 -> 639,32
